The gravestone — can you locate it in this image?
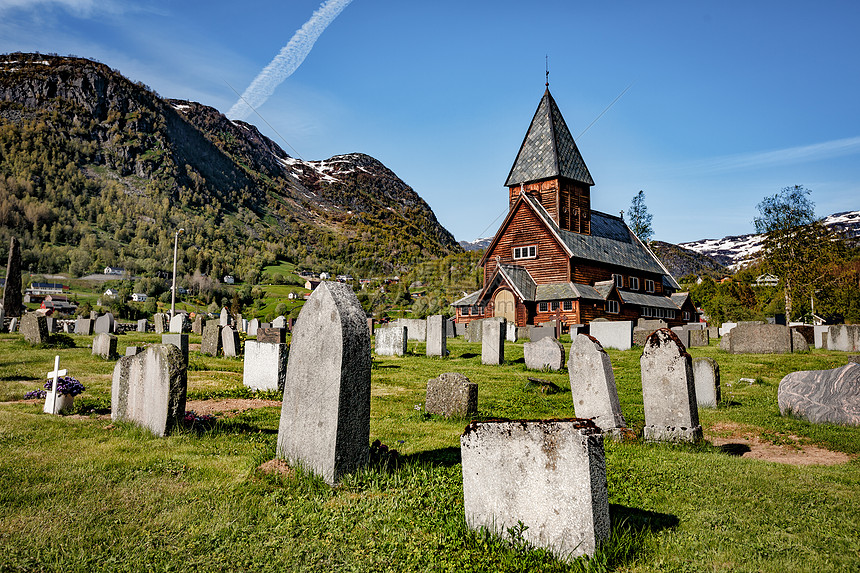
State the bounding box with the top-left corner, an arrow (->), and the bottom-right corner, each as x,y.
637,318 -> 668,330
260,322 -> 272,329
161,334 -> 189,365
257,327 -> 286,344
778,362 -> 860,426
670,326 -> 691,348
719,322 -> 737,337
221,326 -> 241,357
726,323 -> 807,354
505,321 -> 518,342
568,334 -> 627,435
90,311 -> 98,321
94,313 -> 114,335
445,318 -> 455,338
707,326 -> 719,340
220,307 -> 231,327
74,318 -> 93,335
633,328 -> 652,347
688,329 -> 709,347
235,314 -> 244,331
169,314 -> 186,333
375,326 -> 407,356
425,372 -> 477,417
276,282 -> 371,486
45,317 -> 56,333
641,329 -> 701,442
481,319 -> 505,365
111,344 -> 187,437
153,313 -> 169,334
454,322 -> 467,337
201,323 -> 222,356
20,313 -> 48,344
8,317 -> 17,332
426,314 -> 447,357
2,237 -> 22,317
826,325 -> 860,352
391,318 -> 426,341
272,315 -> 287,329
247,318 -> 260,337
92,333 -> 117,359
125,346 -> 143,356
465,318 -> 486,343
524,337 -> 565,371
589,320 -> 633,351
243,341 -> 289,391
192,315 -> 204,335
137,319 -> 148,333
461,419 -> 609,560
692,357 -> 721,408
528,325 -> 555,342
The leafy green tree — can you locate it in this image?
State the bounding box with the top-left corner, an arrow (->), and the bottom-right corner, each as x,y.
626,190 -> 654,243
753,185 -> 840,322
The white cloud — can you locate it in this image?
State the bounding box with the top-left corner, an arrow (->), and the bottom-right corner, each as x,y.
685,136 -> 860,174
228,0 -> 353,120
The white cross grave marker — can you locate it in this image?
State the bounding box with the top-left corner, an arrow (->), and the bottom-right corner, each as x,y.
45,355 -> 67,415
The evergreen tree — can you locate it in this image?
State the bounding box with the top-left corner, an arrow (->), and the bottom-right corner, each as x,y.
626,190 -> 654,243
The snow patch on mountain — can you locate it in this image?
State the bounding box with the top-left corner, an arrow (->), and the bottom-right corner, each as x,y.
459,237 -> 493,251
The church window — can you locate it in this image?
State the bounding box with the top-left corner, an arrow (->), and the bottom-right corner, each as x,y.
513,245 -> 537,260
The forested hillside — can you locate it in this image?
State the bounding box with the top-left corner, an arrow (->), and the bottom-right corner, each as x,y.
0,53 -> 460,280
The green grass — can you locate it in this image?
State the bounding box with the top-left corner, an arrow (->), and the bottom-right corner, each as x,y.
1,333 -> 859,572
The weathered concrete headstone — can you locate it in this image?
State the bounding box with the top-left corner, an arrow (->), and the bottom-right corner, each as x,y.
111,344 -> 187,437
688,328 -> 710,347
257,327 -> 286,344
461,419 -> 609,560
637,318 -> 668,330
191,315 -> 204,335
725,323 -> 807,354
169,314 -> 187,333
505,321 -> 518,342
778,362 -> 860,426
161,334 -> 189,365
92,332 -> 117,358
391,318 -> 426,341
568,334 -> 627,435
125,346 -> 143,356
201,323 -> 222,356
445,318 -> 456,338
528,325 -> 555,342
425,372 -> 477,417
589,320 -> 633,351
692,357 -> 721,408
375,326 -> 407,356
276,282 -> 371,486
2,237 -> 22,317
45,317 -> 56,333
465,318 -> 484,343
94,313 -> 114,335
20,313 -> 49,344
243,340 -> 289,391
426,314 -> 447,357
641,329 -> 702,442
826,325 -> 860,352
221,326 -> 241,357
524,336 -> 565,371
74,318 -> 93,335
247,318 -> 260,337
707,326 -> 719,340
272,315 -> 287,329
481,319 -> 505,365
220,307 -> 231,327
90,310 -> 98,321
670,326 -> 691,348
137,319 -> 148,333
454,322 -> 467,337
632,328 -> 652,347
8,316 -> 17,332
153,313 -> 169,334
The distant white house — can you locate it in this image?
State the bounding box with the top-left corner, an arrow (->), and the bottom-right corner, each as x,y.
131,293 -> 148,302
104,267 -> 124,276
753,273 -> 779,287
223,275 -> 235,284
104,288 -> 119,298
319,272 -> 330,281
288,292 -> 297,300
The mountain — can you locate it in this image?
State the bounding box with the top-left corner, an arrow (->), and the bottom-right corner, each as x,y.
679,210 -> 860,269
458,237 -> 493,251
0,52 -> 460,279
647,241 -> 728,279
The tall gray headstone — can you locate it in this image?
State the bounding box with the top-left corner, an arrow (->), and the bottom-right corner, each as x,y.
92,332 -> 117,359
461,419 -> 609,561
111,344 -> 187,437
221,326 -> 241,357
2,237 -> 22,317
191,315 -> 204,335
74,318 -> 93,335
162,333 -> 189,365
8,316 -> 17,332
247,318 -> 259,337
524,337 -> 566,371
272,315 -> 287,329
201,323 -> 222,356
94,313 -> 114,335
375,326 -> 407,356
426,315 -> 447,357
528,325 -> 555,342
153,313 -> 169,334
169,314 -> 186,333
276,282 -> 371,486
481,318 -> 505,365
641,329 -> 701,442
20,313 -> 48,344
243,340 -> 289,391
692,357 -> 721,408
391,318 -> 426,341
505,321 -> 518,342
568,334 -> 627,435
220,307 -> 230,327
465,319 -> 484,343
137,319 -> 148,333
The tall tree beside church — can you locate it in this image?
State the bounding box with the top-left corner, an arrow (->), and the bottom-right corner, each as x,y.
626,190 -> 654,243
753,185 -> 839,322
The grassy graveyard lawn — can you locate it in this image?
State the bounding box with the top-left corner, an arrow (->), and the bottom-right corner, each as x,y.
1,332 -> 859,572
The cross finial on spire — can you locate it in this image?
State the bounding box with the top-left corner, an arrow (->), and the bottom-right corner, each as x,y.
545,55 -> 549,87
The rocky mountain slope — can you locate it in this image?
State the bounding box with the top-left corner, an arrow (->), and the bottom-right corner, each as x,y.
0,52 -> 459,279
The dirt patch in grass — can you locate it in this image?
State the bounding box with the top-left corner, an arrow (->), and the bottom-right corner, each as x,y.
257,458 -> 295,478
185,398 -> 281,417
706,421 -> 851,466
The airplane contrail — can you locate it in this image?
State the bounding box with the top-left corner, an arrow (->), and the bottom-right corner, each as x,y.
228,0 -> 353,120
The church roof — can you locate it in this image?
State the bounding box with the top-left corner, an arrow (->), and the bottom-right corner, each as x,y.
505,88 -> 594,187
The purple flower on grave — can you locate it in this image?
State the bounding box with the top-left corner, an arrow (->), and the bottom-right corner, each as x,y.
43,376 -> 85,397
24,390 -> 48,400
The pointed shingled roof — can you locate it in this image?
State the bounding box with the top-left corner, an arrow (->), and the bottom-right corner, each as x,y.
505,88 -> 594,187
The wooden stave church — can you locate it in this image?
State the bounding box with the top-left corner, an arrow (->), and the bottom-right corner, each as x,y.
452,88 -> 697,329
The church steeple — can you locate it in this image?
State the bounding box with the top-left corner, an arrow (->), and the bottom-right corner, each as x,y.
505,89 -> 594,235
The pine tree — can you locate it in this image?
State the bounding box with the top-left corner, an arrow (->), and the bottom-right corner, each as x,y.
626,190 -> 653,243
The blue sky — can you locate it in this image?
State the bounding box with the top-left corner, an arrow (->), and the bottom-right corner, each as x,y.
1,0 -> 858,244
